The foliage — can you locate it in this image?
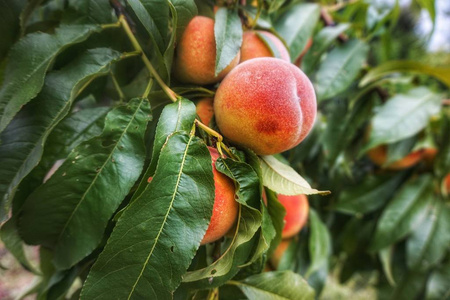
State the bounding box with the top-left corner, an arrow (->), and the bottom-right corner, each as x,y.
0,0 -> 448,299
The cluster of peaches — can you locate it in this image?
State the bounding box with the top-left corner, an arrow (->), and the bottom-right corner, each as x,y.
172,15 -> 316,257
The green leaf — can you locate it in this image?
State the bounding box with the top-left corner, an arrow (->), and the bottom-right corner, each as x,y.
385,136 -> 416,165
0,0 -> 26,60
214,8 -> 242,75
379,247 -> 396,286
364,87 -> 442,151
302,23 -> 350,74
306,209 -> 331,277
148,98 -> 196,178
275,3 -> 320,60
65,0 -> 115,24
334,174 -> 405,215
360,60 -> 450,88
229,270 -> 315,300
0,216 -> 40,274
416,0 -> 436,25
126,0 -> 169,54
370,175 -> 434,251
315,39 -> 369,101
426,259 -> 450,300
182,157 -> 262,288
81,132 -> 215,299
265,188 -> 286,257
391,271 -> 428,300
0,48 -> 121,221
260,155 -> 329,196
42,107 -> 110,170
406,201 -> 450,271
170,0 -> 197,42
19,98 -> 151,270
0,24 -> 103,133
322,97 -> 373,165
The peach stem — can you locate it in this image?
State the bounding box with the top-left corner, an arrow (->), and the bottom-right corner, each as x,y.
118,15 -> 178,103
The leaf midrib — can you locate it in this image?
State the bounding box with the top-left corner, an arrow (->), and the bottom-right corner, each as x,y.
373,92 -> 438,143
0,26 -> 97,112
378,180 -> 429,240
56,98 -> 146,245
126,132 -> 195,299
320,41 -> 366,97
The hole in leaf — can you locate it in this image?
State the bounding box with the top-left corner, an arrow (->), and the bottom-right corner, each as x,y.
170,246 -> 174,253
211,269 -> 217,275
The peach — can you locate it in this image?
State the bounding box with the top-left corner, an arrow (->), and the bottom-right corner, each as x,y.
367,145 -> 424,170
214,57 -> 317,155
422,147 -> 438,164
174,16 -> 240,85
240,31 -> 290,63
196,98 -> 214,125
270,240 -> 290,269
444,174 -> 450,195
278,194 -> 309,239
201,147 -> 238,245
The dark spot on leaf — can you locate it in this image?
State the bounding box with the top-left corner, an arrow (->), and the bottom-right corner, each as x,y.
170,246 -> 174,252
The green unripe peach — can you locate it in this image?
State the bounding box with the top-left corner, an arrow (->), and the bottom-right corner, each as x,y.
214,57 -> 317,155
240,31 -> 290,63
201,147 -> 238,245
174,16 -> 240,85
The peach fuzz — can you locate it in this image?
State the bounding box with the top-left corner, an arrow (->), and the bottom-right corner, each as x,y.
214,57 -> 317,155
367,145 -> 424,170
196,98 -> 214,125
174,16 -> 240,85
240,31 -> 290,63
201,147 -> 238,245
278,194 -> 309,239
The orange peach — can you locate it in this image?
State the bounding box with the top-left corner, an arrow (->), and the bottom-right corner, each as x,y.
422,147 -> 438,164
278,194 -> 309,239
196,98 -> 214,125
367,145 -> 424,170
270,240 -> 291,269
240,31 -> 290,63
174,16 -> 240,85
201,147 -> 238,245
214,57 -> 317,155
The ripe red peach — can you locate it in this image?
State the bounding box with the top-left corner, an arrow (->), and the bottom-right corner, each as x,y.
278,194 -> 309,239
174,16 -> 240,85
367,145 -> 424,170
201,147 -> 238,245
240,31 -> 290,63
214,57 -> 317,155
196,98 -> 214,125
